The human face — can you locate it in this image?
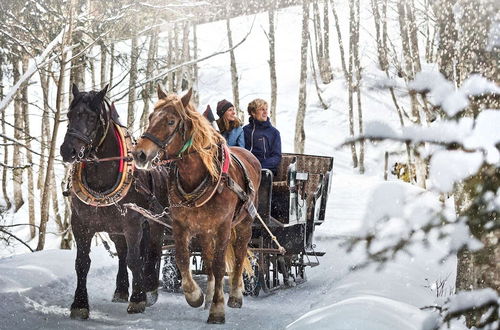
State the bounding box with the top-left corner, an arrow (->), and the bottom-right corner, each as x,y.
223,106 -> 237,121
252,104 -> 268,122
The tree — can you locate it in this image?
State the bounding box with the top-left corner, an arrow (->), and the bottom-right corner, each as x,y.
267,0 -> 278,125
227,15 -> 242,120
294,0 -> 309,154
343,72 -> 500,329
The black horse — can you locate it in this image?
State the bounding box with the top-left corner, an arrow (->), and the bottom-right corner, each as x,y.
60,84 -> 169,319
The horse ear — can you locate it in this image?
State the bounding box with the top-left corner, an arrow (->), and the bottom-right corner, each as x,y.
72,83 -> 79,98
95,84 -> 108,103
157,84 -> 167,99
181,88 -> 193,108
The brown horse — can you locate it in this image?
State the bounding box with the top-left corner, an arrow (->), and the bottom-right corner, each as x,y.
60,84 -> 169,319
132,87 -> 261,324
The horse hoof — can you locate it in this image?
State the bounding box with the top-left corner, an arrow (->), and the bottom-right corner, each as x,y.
127,301 -> 146,314
207,314 -> 225,324
227,296 -> 242,308
186,292 -> 204,308
112,291 -> 129,303
204,300 -> 212,310
146,290 -> 158,307
70,308 -> 89,320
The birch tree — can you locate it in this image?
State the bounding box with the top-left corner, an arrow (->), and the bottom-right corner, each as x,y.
294,0 -> 309,154
21,56 -> 36,238
227,16 -> 242,120
127,35 -> 139,128
267,0 -> 278,125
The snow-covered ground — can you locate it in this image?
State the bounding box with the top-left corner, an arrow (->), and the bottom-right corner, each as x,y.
0,3 -> 467,330
0,172 -> 460,330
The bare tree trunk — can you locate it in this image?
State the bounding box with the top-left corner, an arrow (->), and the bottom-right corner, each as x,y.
294,0 -> 309,154
89,54 -> 96,89
167,28 -> 174,91
432,0 -> 457,81
320,0 -> 333,84
12,57 -> 24,212
50,171 -> 63,231
192,24 -> 200,106
21,56 -> 36,238
0,53 -> 12,210
347,0 -> 358,168
60,166 -> 73,249
312,0 -> 323,66
330,0 -> 348,81
38,67 -> 51,192
140,30 -> 159,132
407,0 -> 421,73
268,2 -> 278,125
398,0 -> 426,187
109,43 -> 114,88
227,17 -> 242,120
175,24 -> 183,93
353,0 -> 364,173
37,3 -> 74,251
127,36 -> 138,128
371,0 -> 389,71
308,33 -> 328,109
100,42 -> 107,89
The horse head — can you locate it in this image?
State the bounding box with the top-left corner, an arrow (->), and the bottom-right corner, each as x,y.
60,84 -> 109,162
133,86 -> 193,169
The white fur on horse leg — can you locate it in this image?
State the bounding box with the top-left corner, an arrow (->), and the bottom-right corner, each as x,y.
207,299 -> 225,324
146,289 -> 158,307
182,278 -> 204,308
204,275 -> 215,310
228,273 -> 243,308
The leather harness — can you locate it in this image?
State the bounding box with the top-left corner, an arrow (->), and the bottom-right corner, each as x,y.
68,102 -> 135,207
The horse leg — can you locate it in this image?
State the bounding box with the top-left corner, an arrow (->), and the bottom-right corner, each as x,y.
174,224 -> 203,308
228,220 -> 252,308
200,235 -> 215,310
124,223 -> 147,314
70,223 -> 94,319
143,222 -> 163,306
207,224 -> 231,324
109,234 -> 129,303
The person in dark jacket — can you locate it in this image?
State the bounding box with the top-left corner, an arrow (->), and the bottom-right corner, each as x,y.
216,99 -> 245,148
243,98 -> 282,175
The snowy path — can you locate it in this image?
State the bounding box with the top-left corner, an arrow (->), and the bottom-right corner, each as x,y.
0,172 -> 458,330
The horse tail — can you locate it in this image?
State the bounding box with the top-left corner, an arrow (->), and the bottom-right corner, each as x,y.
225,228 -> 253,276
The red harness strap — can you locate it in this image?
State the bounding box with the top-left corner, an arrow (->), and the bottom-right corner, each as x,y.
222,144 -> 231,174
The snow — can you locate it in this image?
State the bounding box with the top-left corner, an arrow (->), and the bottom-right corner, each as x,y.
1,1 -> 495,329
429,150 -> 483,193
447,288 -> 499,315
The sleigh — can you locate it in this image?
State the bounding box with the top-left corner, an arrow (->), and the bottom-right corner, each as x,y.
161,152 -> 334,295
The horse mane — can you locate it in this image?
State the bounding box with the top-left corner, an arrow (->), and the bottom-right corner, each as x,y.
156,94 -> 226,180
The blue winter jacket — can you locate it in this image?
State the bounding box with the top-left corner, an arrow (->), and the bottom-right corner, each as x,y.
222,126 -> 245,148
243,117 -> 282,174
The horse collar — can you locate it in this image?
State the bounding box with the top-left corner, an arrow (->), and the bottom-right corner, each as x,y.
170,143 -> 230,208
70,123 -> 135,207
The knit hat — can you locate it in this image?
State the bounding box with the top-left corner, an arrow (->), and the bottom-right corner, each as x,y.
216,99 -> 234,118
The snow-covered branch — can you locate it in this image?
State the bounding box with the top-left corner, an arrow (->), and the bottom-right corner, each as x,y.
0,27 -> 66,114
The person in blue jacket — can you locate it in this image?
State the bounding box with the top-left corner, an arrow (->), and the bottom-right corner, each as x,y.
215,99 -> 245,148
243,98 -> 282,175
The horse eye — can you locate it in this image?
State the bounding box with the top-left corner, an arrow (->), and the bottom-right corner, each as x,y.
168,120 -> 175,126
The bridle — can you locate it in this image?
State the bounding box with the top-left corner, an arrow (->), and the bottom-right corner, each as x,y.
67,100 -> 110,161
141,121 -> 184,150
140,113 -> 194,164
